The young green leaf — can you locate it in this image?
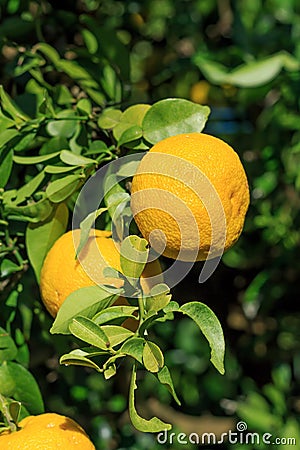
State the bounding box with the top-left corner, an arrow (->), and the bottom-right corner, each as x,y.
50,286 -> 121,334
100,325 -> 134,347
118,125 -> 143,147
129,364 -> 172,433
142,341 -> 164,373
143,98 -> 210,144
120,235 -> 149,285
69,316 -> 110,350
145,284 -> 171,313
180,302 -> 225,375
104,363 -> 117,380
4,194 -> 54,223
0,86 -> 29,123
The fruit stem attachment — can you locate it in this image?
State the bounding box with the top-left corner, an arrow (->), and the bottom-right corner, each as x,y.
0,394 -> 17,433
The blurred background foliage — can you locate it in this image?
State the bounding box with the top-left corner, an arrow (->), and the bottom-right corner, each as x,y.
0,0 -> 300,448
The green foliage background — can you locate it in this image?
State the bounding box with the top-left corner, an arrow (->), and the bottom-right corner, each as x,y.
0,0 -> 300,448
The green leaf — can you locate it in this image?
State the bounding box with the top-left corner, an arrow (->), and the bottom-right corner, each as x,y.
4,194 -> 54,223
46,174 -> 82,203
116,160 -> 140,178
100,325 -> 134,347
0,259 -> 21,278
14,171 -> 45,205
0,149 -> 13,188
77,98 -> 92,115
120,235 -> 149,286
9,401 -> 21,425
0,328 -> 18,363
76,208 -> 107,257
119,337 -> 144,364
13,151 -> 61,165
36,43 -> 61,65
142,341 -> 164,373
50,286 -> 121,334
143,98 -> 210,144
0,129 -> 19,147
113,104 -> 150,142
193,51 -> 300,87
104,363 -> 117,379
145,284 -> 171,313
180,302 -> 225,374
0,361 -> 44,414
46,110 -> 78,138
129,364 -> 172,433
44,165 -> 78,174
69,316 -> 110,350
97,109 -> 122,129
60,150 -> 96,166
157,366 -> 181,405
26,203 -> 69,282
60,352 -> 102,372
93,305 -> 138,325
0,86 -> 29,123
118,125 -> 143,147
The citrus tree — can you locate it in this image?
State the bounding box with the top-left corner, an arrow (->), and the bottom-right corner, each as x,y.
0,2 -> 251,441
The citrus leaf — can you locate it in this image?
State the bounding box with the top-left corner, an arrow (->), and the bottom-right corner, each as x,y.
76,208 -> 107,258
0,148 -> 13,188
100,325 -> 134,347
93,305 -> 138,325
60,150 -> 97,166
179,302 -> 225,374
46,174 -> 82,203
118,125 -> 143,147
119,337 -> 145,364
50,286 -> 122,334
0,85 -> 29,123
14,171 -> 45,205
0,328 -> 18,363
157,366 -> 181,406
143,98 -> 210,144
97,109 -> 122,129
120,235 -> 149,285
44,165 -> 78,174
129,364 -> 172,433
69,316 -> 110,350
145,284 -> 171,313
60,353 -> 102,371
13,152 -> 61,165
0,361 -> 44,414
26,203 -> 69,282
104,364 -> 117,380
142,341 -> 164,373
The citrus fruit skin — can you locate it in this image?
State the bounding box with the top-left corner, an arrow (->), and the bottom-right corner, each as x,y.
40,229 -> 162,317
0,413 -> 95,449
130,133 -> 250,261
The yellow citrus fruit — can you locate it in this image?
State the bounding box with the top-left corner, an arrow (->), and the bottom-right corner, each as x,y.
40,229 -> 163,317
130,133 -> 249,261
190,80 -> 210,104
0,413 -> 95,449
